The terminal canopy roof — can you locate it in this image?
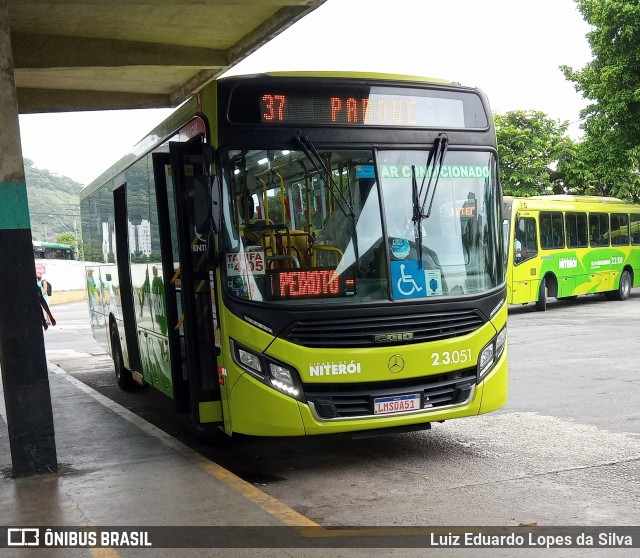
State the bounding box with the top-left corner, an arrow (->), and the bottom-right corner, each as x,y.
8,0 -> 325,113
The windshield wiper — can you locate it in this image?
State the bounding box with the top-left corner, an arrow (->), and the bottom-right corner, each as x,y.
411,164 -> 425,269
416,133 -> 449,220
411,133 -> 449,269
294,135 -> 360,274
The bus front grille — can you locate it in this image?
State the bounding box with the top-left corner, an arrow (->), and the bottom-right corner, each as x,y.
304,370 -> 477,420
283,310 -> 484,348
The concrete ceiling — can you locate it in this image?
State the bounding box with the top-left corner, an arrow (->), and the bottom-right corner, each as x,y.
8,0 -> 325,114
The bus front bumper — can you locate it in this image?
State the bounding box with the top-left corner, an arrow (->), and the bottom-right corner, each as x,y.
227,350 -> 507,437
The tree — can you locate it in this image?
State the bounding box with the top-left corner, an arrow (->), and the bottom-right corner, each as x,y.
494,110 -> 570,196
56,231 -> 75,246
55,231 -> 84,260
562,0 -> 640,148
555,129 -> 640,202
560,0 -> 640,201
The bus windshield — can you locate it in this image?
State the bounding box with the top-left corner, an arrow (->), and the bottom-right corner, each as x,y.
221,148 -> 501,304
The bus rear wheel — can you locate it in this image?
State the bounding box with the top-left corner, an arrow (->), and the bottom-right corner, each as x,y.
613,270 -> 632,301
111,326 -> 135,390
535,277 -> 547,311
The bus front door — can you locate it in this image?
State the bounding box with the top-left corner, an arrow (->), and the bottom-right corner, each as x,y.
152,141 -> 222,434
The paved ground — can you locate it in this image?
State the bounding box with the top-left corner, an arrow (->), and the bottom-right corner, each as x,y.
1,294 -> 639,556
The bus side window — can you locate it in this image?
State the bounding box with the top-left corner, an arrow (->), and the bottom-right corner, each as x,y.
540,211 -> 563,249
514,215 -> 537,265
611,213 -> 629,246
566,212 -> 588,248
632,214 -> 640,245
576,213 -> 588,247
589,213 -> 609,247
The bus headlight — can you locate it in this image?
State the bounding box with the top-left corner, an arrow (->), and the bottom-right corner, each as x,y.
479,344 -> 494,378
478,326 -> 506,379
269,363 -> 302,398
238,348 -> 262,374
231,339 -> 305,401
269,363 -> 293,383
495,327 -> 507,359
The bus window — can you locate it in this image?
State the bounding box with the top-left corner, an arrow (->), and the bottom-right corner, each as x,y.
514,215 -> 537,265
631,214 -> 640,245
540,212 -> 564,249
589,213 -> 609,247
610,213 -> 629,246
565,212 -> 588,248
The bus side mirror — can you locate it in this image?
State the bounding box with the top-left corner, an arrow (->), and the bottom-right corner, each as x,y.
211,175 -> 221,234
202,144 -> 221,234
502,219 -> 510,258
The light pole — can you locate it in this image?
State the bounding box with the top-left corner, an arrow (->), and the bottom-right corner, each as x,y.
48,215 -> 79,259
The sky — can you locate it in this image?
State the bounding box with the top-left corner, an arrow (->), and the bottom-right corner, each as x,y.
17,0 -> 593,186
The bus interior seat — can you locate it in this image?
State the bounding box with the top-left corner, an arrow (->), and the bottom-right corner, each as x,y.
277,230 -> 314,267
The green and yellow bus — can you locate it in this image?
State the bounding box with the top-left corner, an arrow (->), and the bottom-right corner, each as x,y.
80,72 -> 507,439
504,195 -> 640,310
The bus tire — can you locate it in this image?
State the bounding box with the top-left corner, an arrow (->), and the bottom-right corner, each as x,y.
613,270 -> 632,301
535,277 -> 547,311
111,326 -> 135,390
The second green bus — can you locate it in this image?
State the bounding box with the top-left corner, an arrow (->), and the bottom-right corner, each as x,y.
504,195 -> 640,310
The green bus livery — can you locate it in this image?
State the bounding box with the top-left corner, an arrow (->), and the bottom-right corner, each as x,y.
504,195 -> 640,310
80,72 -> 507,439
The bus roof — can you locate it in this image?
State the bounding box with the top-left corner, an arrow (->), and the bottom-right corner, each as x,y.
527,194 -> 624,203
33,241 -> 73,249
257,70 -> 457,85
505,195 -> 640,212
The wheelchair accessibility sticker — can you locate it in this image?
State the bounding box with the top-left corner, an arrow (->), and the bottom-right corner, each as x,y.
391,260 -> 443,299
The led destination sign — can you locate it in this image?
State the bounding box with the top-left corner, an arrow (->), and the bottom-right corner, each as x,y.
228,83 -> 488,128
260,92 -> 465,128
266,269 -> 356,300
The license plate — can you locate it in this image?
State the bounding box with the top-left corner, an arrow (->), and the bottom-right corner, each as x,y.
373,393 -> 421,415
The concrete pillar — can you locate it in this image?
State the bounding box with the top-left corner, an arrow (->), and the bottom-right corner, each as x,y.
0,0 -> 57,476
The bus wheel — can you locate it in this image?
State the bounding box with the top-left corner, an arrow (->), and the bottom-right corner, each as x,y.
111,326 -> 135,390
535,277 -> 547,311
613,270 -> 632,301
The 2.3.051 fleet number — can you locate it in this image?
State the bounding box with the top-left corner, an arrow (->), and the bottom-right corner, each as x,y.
431,349 -> 472,366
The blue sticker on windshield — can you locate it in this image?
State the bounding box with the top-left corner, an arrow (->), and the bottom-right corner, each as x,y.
390,238 -> 410,259
356,165 -> 375,178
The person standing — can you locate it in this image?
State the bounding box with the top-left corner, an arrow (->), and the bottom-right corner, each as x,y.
37,274 -> 53,325
87,269 -> 98,325
36,277 -> 55,329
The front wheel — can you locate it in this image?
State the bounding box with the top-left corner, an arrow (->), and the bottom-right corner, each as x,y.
612,270 -> 632,301
111,326 -> 135,390
535,277 -> 547,311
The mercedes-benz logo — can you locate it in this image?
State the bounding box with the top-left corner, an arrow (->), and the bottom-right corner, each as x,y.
388,354 -> 405,373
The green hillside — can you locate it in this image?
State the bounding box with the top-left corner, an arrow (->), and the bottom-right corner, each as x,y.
24,159 -> 83,242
